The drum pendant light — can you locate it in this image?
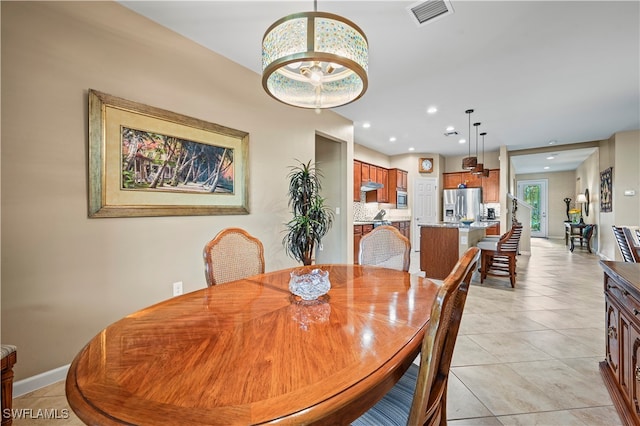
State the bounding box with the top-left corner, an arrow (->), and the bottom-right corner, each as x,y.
462,109 -> 477,170
471,122 -> 484,175
262,0 -> 368,110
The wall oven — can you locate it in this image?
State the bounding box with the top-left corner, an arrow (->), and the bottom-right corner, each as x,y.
396,191 -> 408,209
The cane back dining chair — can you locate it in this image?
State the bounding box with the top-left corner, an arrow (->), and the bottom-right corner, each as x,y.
203,228 -> 265,286
477,223 -> 523,287
622,227 -> 640,262
352,247 -> 480,426
358,225 -> 411,272
612,226 -> 638,263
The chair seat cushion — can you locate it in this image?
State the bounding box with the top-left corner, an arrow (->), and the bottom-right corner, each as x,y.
1,345 -> 16,359
477,240 -> 498,251
351,363 -> 418,426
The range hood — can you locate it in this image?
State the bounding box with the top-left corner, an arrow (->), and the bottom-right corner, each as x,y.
360,181 -> 383,191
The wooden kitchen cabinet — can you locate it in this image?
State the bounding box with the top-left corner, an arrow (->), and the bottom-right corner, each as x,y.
353,160 -> 362,201
391,221 -> 410,240
485,222 -> 500,236
377,167 -> 389,203
443,169 -> 500,203
354,224 -> 374,264
482,169 -> 500,202
443,172 -> 463,189
600,261 -> 640,425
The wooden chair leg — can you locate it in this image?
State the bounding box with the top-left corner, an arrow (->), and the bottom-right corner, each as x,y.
509,256 -> 516,287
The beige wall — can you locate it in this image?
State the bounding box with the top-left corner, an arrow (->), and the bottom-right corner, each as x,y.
1,2 -> 354,379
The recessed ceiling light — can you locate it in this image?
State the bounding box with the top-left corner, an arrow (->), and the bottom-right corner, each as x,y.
427,107 -> 438,114
408,147 -> 415,151
389,136 -> 397,142
544,166 -> 550,170
459,138 -> 466,144
548,140 -> 557,145
546,155 -> 555,160
362,122 -> 371,128
446,126 -> 455,132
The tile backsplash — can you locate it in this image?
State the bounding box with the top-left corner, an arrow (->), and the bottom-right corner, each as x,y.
353,202 -> 412,221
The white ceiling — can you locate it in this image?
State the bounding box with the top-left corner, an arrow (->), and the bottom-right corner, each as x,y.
119,0 -> 639,173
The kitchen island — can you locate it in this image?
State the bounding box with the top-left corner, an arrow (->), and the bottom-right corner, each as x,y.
420,222 -> 489,279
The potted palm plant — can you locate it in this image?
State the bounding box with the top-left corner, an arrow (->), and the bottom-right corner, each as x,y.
283,160 -> 334,266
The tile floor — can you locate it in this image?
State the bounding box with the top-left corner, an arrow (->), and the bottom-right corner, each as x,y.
12,237 -> 619,425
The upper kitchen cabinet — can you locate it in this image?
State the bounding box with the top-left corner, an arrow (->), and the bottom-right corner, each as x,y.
376,167 -> 389,203
389,169 -> 408,191
443,170 -> 500,203
353,160 -> 362,201
482,169 -> 500,202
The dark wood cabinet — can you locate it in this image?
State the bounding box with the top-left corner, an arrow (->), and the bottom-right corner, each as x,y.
600,261 -> 640,425
420,226 -> 459,280
388,168 -> 408,206
354,224 -> 374,264
391,221 -> 410,241
482,169 -> 500,202
353,160 -> 362,201
377,167 -> 389,203
443,169 -> 500,203
485,222 -> 500,236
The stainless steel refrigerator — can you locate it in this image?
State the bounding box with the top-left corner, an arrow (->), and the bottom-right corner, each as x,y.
443,188 -> 482,222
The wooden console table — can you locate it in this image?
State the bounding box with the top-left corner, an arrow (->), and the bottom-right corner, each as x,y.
600,261 -> 640,426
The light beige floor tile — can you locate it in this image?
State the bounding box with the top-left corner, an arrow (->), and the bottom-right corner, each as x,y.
459,312 -> 548,335
451,364 -> 565,415
446,372 -> 494,420
505,359 -> 612,408
452,335 -> 501,366
497,409 -> 592,425
449,417 -> 504,426
466,332 -> 555,363
570,406 -> 623,425
517,329 -> 602,359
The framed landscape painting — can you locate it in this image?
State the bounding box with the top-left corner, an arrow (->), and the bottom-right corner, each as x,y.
88,90 -> 249,217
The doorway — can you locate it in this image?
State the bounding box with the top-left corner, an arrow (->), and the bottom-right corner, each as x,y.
517,179 -> 548,238
413,177 -> 438,251
315,135 -> 345,263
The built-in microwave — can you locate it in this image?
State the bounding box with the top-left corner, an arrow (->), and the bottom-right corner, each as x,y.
397,190 -> 408,209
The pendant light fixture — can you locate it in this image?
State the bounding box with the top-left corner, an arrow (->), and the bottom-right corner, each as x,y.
471,122 -> 484,175
462,109 -> 477,170
480,132 -> 490,177
261,0 -> 368,110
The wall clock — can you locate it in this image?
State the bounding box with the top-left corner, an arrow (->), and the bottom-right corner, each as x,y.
419,157 -> 433,173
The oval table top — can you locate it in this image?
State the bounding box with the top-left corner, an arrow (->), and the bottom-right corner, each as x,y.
66,265 -> 440,425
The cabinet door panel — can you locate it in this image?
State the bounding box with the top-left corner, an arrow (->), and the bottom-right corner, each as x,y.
606,297 -> 620,377
443,173 -> 462,189
354,161 -> 362,201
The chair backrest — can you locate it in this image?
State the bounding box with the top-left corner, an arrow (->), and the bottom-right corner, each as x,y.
496,223 -> 522,253
408,247 -> 480,425
622,227 -> 640,262
612,226 -> 637,263
203,228 -> 265,286
358,225 -> 411,271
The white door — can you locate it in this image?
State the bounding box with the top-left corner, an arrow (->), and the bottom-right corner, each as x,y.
413,177 -> 438,251
517,179 -> 548,238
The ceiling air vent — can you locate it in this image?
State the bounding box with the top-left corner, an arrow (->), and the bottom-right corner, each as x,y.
408,0 -> 454,26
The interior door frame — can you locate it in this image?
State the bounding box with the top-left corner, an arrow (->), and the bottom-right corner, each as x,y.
517,179 -> 548,238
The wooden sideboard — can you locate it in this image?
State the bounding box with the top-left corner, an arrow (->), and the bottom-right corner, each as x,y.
600,261 -> 640,426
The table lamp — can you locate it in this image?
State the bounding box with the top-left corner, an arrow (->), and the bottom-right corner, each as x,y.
576,193 -> 588,224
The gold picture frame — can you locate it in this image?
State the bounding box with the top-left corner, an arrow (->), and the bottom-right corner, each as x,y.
88,89 -> 249,217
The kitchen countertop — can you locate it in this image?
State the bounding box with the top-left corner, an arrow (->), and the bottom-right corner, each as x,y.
354,218 -> 411,225
419,221 -> 497,229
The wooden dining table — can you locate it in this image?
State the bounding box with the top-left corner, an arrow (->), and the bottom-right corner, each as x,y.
65,264 -> 440,425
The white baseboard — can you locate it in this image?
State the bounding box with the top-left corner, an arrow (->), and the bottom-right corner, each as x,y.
13,364 -> 70,397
